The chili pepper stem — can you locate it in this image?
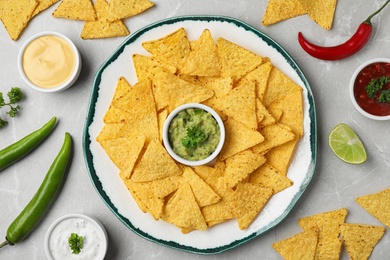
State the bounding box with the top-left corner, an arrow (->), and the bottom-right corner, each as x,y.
0,240 -> 10,248
365,0 -> 390,23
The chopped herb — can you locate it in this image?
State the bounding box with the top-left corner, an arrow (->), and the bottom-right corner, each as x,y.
366,76 -> 390,102
0,87 -> 23,128
68,233 -> 84,254
181,125 -> 207,149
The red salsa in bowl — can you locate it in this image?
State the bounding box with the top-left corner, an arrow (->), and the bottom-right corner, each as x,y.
350,58 -> 390,120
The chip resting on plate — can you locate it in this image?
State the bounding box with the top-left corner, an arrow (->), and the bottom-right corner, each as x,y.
0,0 -> 38,40
355,188 -> 390,228
340,223 -> 385,260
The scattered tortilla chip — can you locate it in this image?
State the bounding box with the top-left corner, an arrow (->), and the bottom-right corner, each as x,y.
231,183 -> 273,229
297,0 -> 337,30
52,0 -> 96,21
355,188 -> 390,228
340,223 -> 385,260
219,118 -> 264,160
213,80 -> 258,130
81,0 -> 129,39
99,135 -> 145,178
162,183 -> 207,231
298,208 -> 348,259
131,139 -> 182,182
272,228 -> 318,260
181,29 -> 221,77
32,0 -> 60,17
250,163 -> 293,193
217,37 -> 264,82
142,27 -> 191,71
0,0 -> 38,40
262,0 -> 306,26
182,167 -> 221,207
108,0 -> 154,21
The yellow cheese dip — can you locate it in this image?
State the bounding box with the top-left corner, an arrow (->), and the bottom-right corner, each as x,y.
22,35 -> 76,88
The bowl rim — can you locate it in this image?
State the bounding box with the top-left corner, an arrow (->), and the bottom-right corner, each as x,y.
44,213 -> 108,260
162,103 -> 225,167
349,57 -> 390,121
18,31 -> 82,93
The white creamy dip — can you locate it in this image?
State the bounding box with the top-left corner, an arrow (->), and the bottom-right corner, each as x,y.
45,215 -> 107,260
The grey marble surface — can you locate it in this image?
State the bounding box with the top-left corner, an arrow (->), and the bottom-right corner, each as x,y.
1,0 -> 390,259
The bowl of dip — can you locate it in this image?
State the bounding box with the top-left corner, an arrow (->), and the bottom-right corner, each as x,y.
163,103 -> 225,167
18,31 -> 82,92
350,58 -> 390,120
44,213 -> 108,260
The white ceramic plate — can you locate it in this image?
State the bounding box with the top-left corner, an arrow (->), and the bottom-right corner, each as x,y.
83,16 -> 317,254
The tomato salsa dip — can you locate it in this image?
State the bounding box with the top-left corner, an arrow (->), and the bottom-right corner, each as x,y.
353,61 -> 390,116
168,107 -> 221,161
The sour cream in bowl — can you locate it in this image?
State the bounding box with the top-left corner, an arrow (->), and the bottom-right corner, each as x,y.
18,31 -> 82,92
163,103 -> 225,167
350,58 -> 390,120
44,214 -> 108,260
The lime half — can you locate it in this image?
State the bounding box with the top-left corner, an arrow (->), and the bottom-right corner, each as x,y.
328,123 -> 367,164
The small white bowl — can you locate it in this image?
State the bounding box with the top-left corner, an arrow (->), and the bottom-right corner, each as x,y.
44,213 -> 108,260
350,58 -> 390,120
163,103 -> 225,167
18,31 -> 82,92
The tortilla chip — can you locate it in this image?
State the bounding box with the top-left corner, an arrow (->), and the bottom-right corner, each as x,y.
220,150 -> 266,189
152,175 -> 183,199
298,208 -> 348,259
131,139 -> 182,182
262,0 -> 306,26
142,27 -> 191,71
266,135 -> 300,175
152,69 -> 214,112
193,161 -> 225,192
231,183 -> 273,229
103,76 -> 132,123
297,0 -> 337,30
157,109 -> 167,142
52,0 -> 96,21
81,0 -> 129,39
252,123 -> 295,154
238,61 -> 273,101
32,0 -> 60,17
272,228 -> 318,260
250,163 -> 293,193
202,187 -> 236,224
256,99 -> 276,128
108,0 -> 154,21
182,167 -> 221,207
181,29 -> 221,77
0,0 -> 38,40
340,223 -> 385,260
219,118 -> 264,160
355,188 -> 390,228
132,54 -> 177,82
99,135 -> 145,178
162,183 -> 207,230
213,79 -> 258,130
217,37 -> 264,82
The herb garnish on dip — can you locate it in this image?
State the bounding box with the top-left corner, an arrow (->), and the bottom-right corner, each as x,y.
168,108 -> 220,161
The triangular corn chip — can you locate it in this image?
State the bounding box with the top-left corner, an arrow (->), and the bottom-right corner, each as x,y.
52,0 -> 96,21
250,163 -> 293,193
262,0 -> 306,26
108,0 -> 154,21
297,0 -> 337,30
32,0 -> 60,17
356,188 -> 390,228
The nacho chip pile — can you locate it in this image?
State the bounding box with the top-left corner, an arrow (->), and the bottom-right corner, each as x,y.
262,0 -> 338,30
0,0 -> 154,40
273,208 -> 386,260
97,27 -> 304,232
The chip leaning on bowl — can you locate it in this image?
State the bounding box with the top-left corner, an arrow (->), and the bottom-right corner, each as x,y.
96,27 -> 304,233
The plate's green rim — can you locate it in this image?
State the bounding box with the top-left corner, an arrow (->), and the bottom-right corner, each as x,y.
82,15 -> 317,255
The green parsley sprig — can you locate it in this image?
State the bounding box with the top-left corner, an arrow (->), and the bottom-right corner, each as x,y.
68,233 -> 84,254
181,125 -> 207,149
366,76 -> 390,102
0,87 -> 23,128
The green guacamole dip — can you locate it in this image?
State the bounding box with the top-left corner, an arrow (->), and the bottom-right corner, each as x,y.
168,108 -> 220,161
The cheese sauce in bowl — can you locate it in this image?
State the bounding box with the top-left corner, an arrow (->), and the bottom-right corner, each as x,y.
44,214 -> 108,260
18,32 -> 82,92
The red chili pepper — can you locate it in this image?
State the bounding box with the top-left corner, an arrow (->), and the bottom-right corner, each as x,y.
298,0 -> 390,60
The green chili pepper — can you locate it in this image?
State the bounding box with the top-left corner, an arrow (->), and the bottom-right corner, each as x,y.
0,132 -> 72,248
0,116 -> 57,171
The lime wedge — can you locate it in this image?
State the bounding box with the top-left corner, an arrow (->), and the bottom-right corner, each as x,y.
328,123 -> 367,164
